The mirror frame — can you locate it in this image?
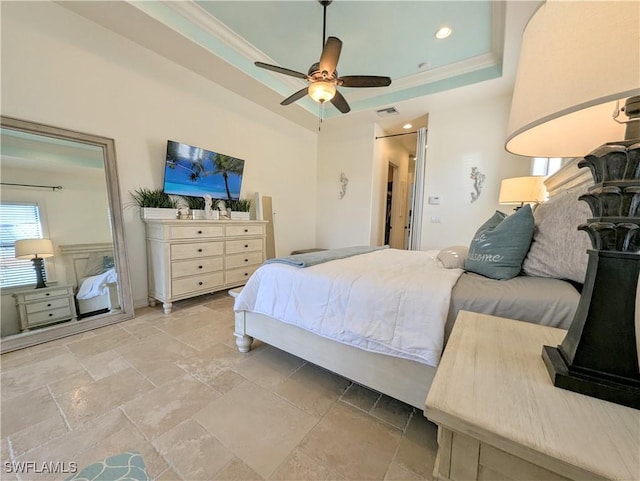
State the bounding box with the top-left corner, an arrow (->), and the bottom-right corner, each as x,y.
0,116 -> 134,352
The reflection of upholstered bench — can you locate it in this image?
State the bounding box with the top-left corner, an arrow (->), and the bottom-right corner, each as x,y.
290,248 -> 327,255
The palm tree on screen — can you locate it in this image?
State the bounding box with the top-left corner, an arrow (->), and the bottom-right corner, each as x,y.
213,154 -> 244,200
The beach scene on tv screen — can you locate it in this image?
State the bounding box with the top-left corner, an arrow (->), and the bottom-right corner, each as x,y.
164,140 -> 244,199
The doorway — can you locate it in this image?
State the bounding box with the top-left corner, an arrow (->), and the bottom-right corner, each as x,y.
384,163 -> 407,249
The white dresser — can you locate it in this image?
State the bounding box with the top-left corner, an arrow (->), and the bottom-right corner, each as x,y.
144,219 -> 267,313
13,284 -> 78,331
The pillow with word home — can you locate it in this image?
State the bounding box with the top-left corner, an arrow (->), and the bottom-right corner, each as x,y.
464,205 -> 535,280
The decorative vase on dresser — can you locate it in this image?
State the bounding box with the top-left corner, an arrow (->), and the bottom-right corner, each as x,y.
143,219 -> 267,314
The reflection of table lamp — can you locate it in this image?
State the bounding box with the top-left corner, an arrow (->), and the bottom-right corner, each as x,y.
505,1 -> 640,408
15,238 -> 54,289
498,176 -> 547,210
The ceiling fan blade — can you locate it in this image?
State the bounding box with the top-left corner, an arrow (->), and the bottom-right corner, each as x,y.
255,61 -> 308,80
319,37 -> 342,75
330,90 -> 351,114
281,87 -> 309,106
339,76 -> 392,88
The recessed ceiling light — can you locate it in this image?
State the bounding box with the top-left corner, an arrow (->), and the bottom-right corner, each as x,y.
435,26 -> 452,39
403,123 -> 412,129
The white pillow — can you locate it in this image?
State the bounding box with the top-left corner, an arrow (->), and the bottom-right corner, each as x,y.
437,245 -> 469,269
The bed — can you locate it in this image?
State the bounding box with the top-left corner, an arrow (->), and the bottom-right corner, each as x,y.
233,160 -> 592,409
58,243 -> 120,318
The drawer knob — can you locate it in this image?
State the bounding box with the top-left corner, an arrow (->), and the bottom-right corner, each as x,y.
244,273 -> 248,276
198,265 -> 203,269
48,313 -> 53,317
244,259 -> 248,262
198,248 -> 203,252
197,230 -> 203,234
198,281 -> 203,286
47,303 -> 51,307
46,293 -> 50,296
244,229 -> 248,232
244,244 -> 249,248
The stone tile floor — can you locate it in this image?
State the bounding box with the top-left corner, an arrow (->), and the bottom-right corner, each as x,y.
1,292 -> 438,480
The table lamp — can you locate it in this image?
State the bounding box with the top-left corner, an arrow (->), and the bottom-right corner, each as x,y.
498,176 -> 547,210
14,238 -> 54,289
506,0 -> 640,408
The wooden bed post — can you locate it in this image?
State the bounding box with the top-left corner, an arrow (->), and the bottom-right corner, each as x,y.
234,310 -> 254,353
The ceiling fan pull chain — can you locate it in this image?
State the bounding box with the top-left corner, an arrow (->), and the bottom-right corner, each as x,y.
318,103 -> 325,132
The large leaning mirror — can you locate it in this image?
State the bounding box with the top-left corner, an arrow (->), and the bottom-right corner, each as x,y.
0,116 -> 134,352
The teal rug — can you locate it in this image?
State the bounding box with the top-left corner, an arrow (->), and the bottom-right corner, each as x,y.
65,452 -> 149,481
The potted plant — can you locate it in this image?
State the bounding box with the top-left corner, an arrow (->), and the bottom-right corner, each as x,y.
228,198 -> 252,220
129,188 -> 179,220
182,196 -> 206,219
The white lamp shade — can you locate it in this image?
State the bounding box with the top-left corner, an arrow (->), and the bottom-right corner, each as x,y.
15,238 -> 54,259
499,176 -> 547,205
308,81 -> 336,103
505,1 -> 640,158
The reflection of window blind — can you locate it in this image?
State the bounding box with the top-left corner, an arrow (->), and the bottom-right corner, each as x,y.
0,203 -> 43,288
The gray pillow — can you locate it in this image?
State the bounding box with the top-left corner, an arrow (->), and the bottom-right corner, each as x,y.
437,245 -> 469,269
465,205 -> 535,280
83,252 -> 113,277
522,187 -> 592,284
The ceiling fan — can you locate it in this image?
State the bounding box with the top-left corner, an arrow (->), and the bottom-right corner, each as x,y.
254,0 -> 392,114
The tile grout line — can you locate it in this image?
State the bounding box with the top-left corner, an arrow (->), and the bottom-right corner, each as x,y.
118,407 -> 182,481
6,437 -> 24,481
189,417 -> 250,480
47,385 -> 72,432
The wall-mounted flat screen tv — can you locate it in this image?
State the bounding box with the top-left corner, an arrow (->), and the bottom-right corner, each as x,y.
163,140 -> 245,200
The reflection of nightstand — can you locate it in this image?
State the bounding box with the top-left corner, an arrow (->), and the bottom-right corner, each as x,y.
12,284 -> 78,331
425,311 -> 639,481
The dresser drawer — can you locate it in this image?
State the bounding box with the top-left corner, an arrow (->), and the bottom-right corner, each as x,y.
171,241 -> 224,260
172,272 -> 224,297
23,288 -> 70,302
226,238 -> 263,255
226,251 -> 264,269
25,297 -> 70,314
171,257 -> 223,278
170,225 -> 224,240
28,306 -> 73,325
225,266 -> 259,284
226,224 -> 265,237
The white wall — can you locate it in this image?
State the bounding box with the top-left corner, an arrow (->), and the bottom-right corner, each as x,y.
1,2 -> 318,307
315,117 -> 410,249
315,119 -> 376,249
316,94 -> 529,251
419,93 -> 531,250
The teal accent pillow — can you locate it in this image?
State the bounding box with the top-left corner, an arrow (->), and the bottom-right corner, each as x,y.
464,205 -> 535,280
65,452 -> 149,481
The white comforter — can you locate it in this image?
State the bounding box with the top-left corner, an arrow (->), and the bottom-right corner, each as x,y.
76,267 -> 117,300
234,248 -> 463,367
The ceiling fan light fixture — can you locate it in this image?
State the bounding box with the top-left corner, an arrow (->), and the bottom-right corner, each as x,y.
308,81 -> 336,103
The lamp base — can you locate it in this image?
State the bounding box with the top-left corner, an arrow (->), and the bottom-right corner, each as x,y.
541,249 -> 640,410
542,345 -> 640,409
31,256 -> 47,289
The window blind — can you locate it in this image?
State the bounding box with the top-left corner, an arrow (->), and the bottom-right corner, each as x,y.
0,203 -> 44,288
